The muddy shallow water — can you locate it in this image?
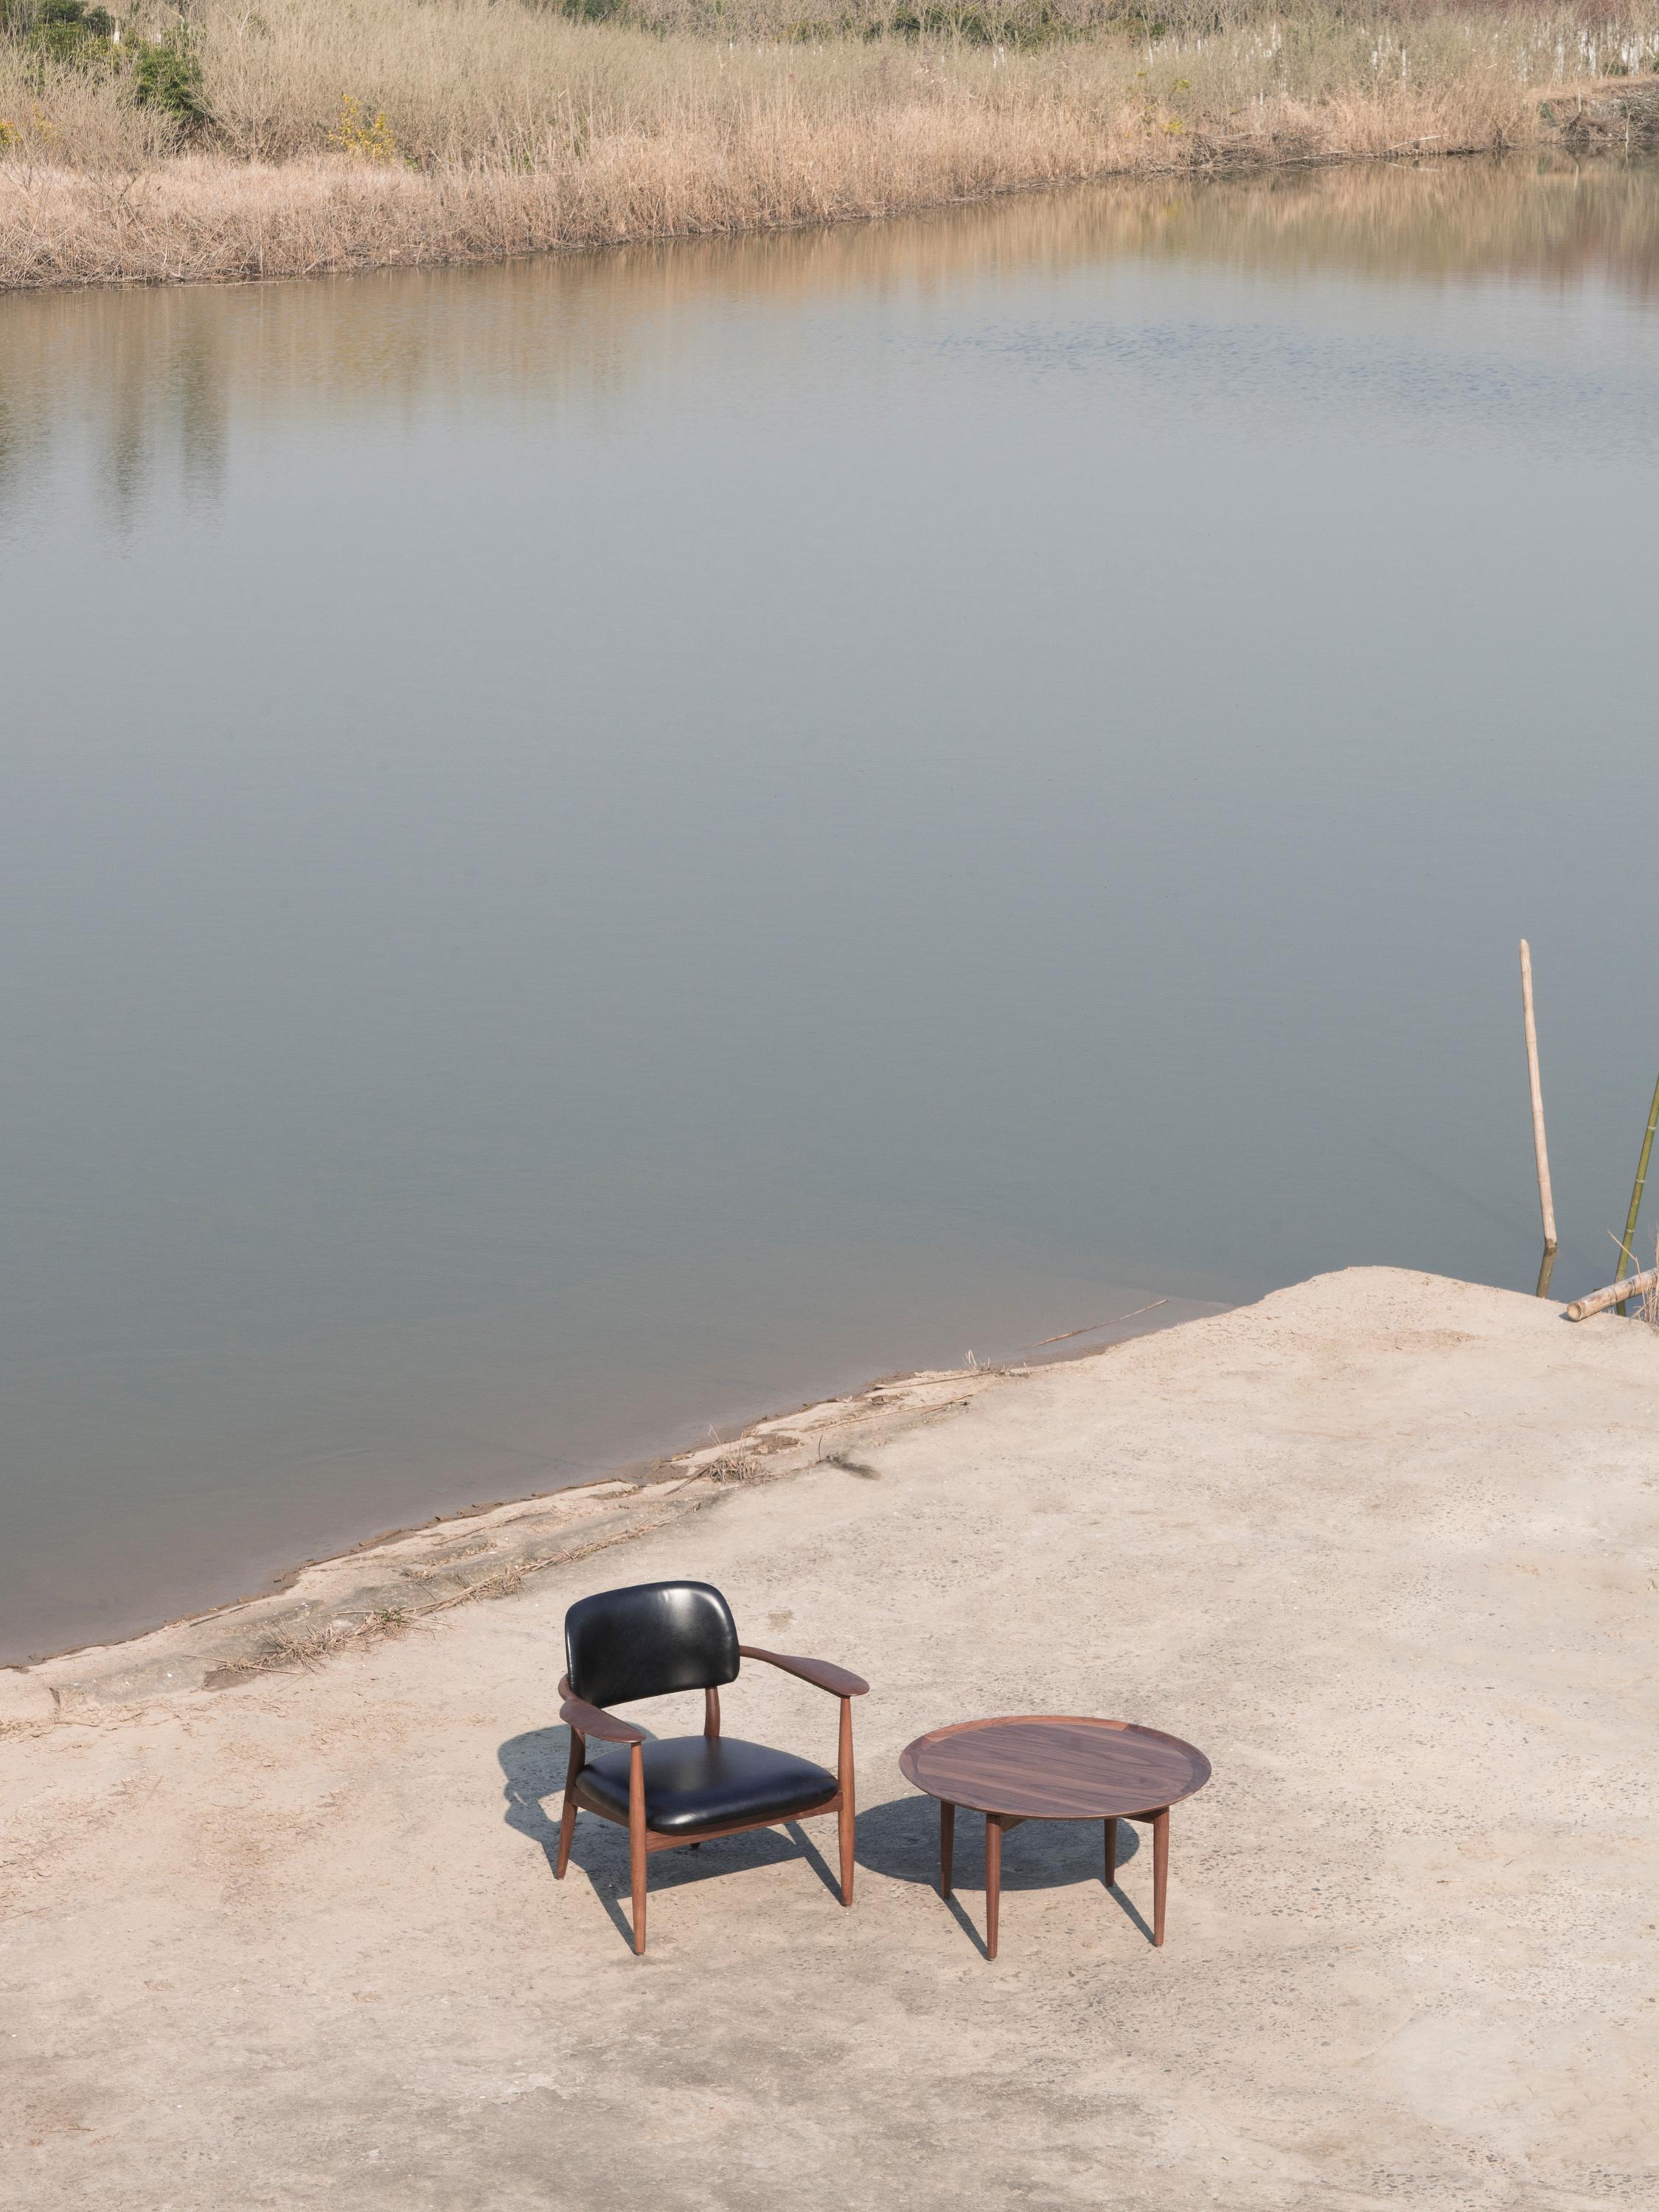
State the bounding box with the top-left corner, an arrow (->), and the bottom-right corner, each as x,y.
3,156 -> 1657,1661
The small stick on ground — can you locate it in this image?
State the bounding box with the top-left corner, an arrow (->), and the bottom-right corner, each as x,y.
1565,1267 -> 1659,1323
1520,939 -> 1557,1299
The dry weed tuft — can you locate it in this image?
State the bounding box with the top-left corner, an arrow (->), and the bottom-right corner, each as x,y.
215,1605 -> 410,1680
703,1433 -> 769,1484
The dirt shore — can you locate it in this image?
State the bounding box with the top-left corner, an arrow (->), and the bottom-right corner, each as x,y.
1,1265 -> 1654,2208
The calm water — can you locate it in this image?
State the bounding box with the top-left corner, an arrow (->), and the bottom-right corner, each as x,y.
4,159 -> 1658,1663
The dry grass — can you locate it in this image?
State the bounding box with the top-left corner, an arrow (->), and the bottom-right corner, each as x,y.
0,0 -> 1655,288
210,1605 -> 412,1680
701,1432 -> 771,1484
206,1528 -> 652,1680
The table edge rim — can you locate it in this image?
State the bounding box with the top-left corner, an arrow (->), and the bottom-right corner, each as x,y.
897,1714 -> 1212,1815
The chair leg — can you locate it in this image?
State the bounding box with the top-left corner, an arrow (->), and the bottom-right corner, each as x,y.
555,1730 -> 585,1879
837,1696 -> 856,1907
629,1742 -> 647,1956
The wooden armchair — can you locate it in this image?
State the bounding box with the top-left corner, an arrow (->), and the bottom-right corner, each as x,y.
555,1579 -> 869,1955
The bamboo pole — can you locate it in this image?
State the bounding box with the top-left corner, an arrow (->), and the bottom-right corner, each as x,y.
1519,941 -> 1557,1299
1613,1068 -> 1659,1315
1565,1267 -> 1658,1322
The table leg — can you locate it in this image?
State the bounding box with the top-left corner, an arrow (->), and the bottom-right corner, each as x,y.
1103,1817 -> 1118,1888
985,1814 -> 1002,1961
940,1801 -> 955,1899
1152,1806 -> 1169,1947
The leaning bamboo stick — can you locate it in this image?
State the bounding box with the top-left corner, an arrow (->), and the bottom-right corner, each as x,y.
1613,1068 -> 1659,1314
1565,1268 -> 1658,1322
1519,940 -> 1557,1298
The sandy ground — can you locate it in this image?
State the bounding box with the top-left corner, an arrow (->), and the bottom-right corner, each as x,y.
1,1266 -> 1655,2210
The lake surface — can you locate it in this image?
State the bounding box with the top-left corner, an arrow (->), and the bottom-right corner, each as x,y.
4,158 -> 1658,1663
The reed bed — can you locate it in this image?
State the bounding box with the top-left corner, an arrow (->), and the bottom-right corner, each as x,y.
0,0 -> 1655,288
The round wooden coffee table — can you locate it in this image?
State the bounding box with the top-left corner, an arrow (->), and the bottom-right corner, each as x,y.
899,1715 -> 1211,1959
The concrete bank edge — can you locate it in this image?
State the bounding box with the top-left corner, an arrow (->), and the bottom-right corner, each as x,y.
0,1364 -> 1012,1728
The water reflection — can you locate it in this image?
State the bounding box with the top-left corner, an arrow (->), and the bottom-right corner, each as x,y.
3,156 -> 1656,524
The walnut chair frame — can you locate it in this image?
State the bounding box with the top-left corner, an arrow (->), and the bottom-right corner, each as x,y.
554,1590 -> 869,1956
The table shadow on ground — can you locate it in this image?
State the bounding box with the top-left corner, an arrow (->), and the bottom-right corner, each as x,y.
855,1790 -> 1150,1954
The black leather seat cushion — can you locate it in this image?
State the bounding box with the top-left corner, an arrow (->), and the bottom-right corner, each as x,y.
581,1736 -> 837,1834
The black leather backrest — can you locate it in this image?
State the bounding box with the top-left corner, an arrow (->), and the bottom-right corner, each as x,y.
564,1580 -> 740,1710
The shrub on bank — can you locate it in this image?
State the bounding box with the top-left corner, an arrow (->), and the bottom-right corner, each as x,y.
25,0 -> 116,55
132,26 -> 207,123
0,0 -> 206,125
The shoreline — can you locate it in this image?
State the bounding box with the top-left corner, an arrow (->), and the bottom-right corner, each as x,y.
0,1289 -> 1216,1718
0,136 -> 1537,299
2,0 -> 1654,299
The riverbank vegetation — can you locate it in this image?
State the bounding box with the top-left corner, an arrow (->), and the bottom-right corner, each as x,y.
0,0 -> 1655,287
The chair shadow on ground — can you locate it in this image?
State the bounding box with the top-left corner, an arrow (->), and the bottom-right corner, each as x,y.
500,1728 -> 1149,1958
499,1726 -> 844,1950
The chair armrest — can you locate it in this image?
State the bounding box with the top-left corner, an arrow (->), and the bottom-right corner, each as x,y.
739,1646 -> 869,1697
558,1694 -> 645,1744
